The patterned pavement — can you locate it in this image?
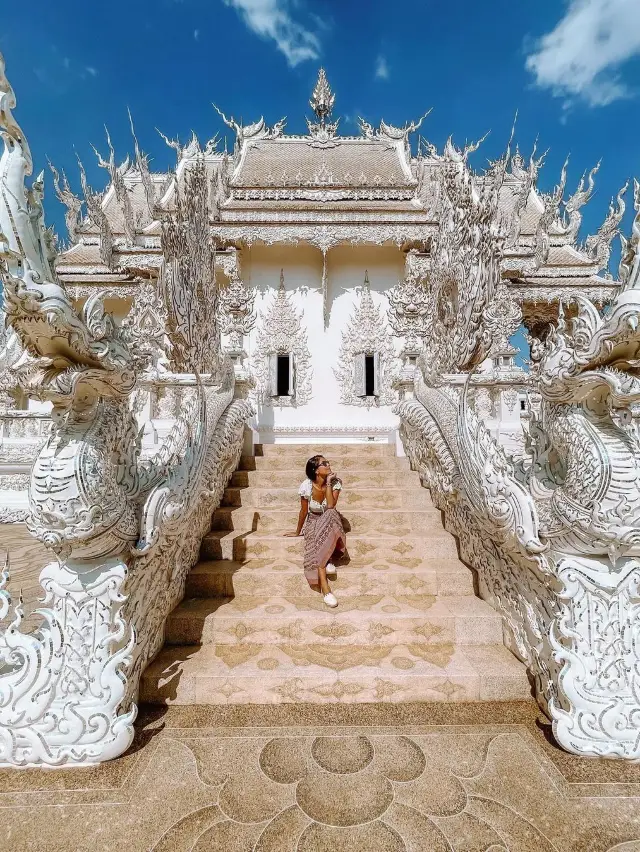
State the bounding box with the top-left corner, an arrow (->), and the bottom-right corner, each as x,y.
2,701 -> 640,851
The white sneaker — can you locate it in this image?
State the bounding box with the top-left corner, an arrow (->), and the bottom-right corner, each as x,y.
326,563 -> 337,578
323,592 -> 338,608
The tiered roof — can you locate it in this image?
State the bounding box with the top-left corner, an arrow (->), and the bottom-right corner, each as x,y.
55,69 -> 624,309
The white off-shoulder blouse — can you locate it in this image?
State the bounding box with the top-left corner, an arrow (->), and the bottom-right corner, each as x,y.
298,478 -> 342,514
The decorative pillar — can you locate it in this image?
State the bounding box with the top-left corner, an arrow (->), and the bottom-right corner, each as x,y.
217,264 -> 256,397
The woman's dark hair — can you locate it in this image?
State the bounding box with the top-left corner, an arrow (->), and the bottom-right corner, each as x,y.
305,454 -> 324,481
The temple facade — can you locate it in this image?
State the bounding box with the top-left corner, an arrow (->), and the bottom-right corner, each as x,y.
2,71 -> 619,455
3,53 -> 640,768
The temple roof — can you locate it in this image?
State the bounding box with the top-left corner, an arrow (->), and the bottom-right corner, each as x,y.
231,136 -> 413,188
53,69 -> 625,303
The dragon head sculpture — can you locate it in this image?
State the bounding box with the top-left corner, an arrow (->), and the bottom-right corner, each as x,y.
0,52 -> 206,562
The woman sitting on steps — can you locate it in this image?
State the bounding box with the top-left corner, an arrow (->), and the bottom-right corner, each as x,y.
284,454 -> 346,608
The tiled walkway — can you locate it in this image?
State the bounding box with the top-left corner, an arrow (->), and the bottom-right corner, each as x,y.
2,702 -> 640,851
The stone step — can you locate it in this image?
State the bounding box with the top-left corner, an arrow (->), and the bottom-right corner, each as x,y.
165,594 -> 502,646
186,559 -> 475,598
211,508 -> 445,536
200,531 -> 459,562
231,469 -> 422,489
241,455 -> 410,472
140,642 -> 531,705
255,443 -> 397,458
222,486 -> 433,510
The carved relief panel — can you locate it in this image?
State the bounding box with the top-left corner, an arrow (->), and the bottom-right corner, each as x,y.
333,274 -> 398,407
251,271 -> 312,407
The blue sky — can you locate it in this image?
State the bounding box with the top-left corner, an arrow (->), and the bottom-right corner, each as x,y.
2,0 -> 640,255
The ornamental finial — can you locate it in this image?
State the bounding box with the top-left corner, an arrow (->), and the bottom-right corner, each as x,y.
310,68 -> 335,128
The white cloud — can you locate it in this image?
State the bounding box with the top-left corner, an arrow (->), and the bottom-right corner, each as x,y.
375,54 -> 389,80
525,0 -> 640,107
85,66 -> 98,76
222,0 -> 321,66
194,28 -> 200,40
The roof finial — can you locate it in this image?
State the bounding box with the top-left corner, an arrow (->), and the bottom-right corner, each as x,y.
310,68 -> 335,128
279,268 -> 285,293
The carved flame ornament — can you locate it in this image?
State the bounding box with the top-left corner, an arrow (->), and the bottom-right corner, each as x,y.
334,271 -> 397,407
251,270 -> 312,407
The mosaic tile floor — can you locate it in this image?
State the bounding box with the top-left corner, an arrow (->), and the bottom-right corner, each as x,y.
2,701 -> 640,852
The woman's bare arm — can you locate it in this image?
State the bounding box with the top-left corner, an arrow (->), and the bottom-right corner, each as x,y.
325,475 -> 341,509
284,497 -> 308,536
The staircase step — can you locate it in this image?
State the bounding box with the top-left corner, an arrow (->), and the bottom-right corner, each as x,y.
231,470 -> 422,488
165,595 -> 502,646
143,442 -> 526,711
211,508 -> 445,536
200,531 -> 459,562
222,486 -> 433,509
186,559 -> 475,598
241,455 -> 410,472
140,642 -> 531,705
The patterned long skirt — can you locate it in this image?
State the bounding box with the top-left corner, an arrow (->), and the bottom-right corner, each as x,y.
302,508 -> 346,586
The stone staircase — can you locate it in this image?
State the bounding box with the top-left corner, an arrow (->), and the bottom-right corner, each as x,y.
141,443 -> 530,705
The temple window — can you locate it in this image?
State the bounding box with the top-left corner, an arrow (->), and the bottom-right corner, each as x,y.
269,352 -> 294,397
354,352 -> 380,398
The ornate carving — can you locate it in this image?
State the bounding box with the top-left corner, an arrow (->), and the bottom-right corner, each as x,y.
534,169 -> 565,268
418,141 -> 508,386
217,264 -> 256,353
128,110 -> 159,222
561,161 -> 599,244
251,270 -> 312,407
0,507 -> 29,523
157,128 -> 201,162
396,172 -> 640,761
484,284 -> 522,355
0,55 -> 252,767
505,143 -> 545,249
585,181 -> 628,272
231,187 -> 416,202
211,223 -> 431,250
334,272 -> 398,407
260,424 -> 395,434
473,387 -> 494,419
161,158 -> 220,374
121,282 -> 171,373
77,157 -> 113,268
212,105 -> 286,152
0,473 -> 29,490
307,69 -> 339,142
93,130 -> 135,245
619,180 -> 640,288
0,306 -> 22,403
49,162 -> 83,244
387,265 -> 430,354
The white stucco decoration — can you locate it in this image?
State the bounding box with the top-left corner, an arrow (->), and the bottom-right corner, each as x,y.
333,272 -> 397,407
251,270 -> 312,407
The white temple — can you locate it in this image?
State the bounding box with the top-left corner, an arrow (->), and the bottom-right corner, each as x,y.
1,69 -> 622,480
2,59 -> 640,768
